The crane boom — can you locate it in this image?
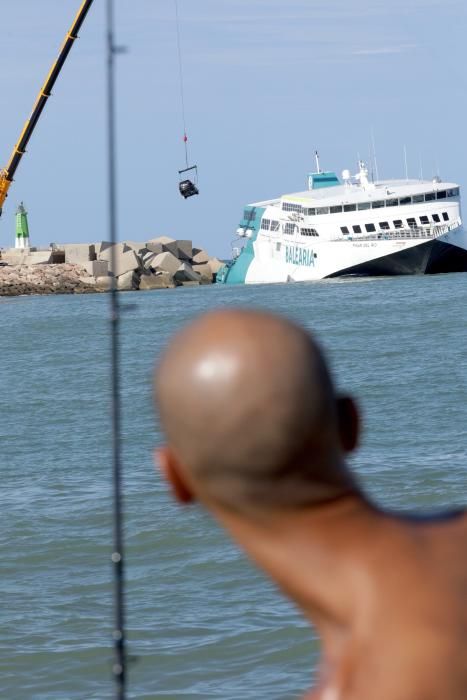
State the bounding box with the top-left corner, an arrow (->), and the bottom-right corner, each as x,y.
0,0 -> 96,216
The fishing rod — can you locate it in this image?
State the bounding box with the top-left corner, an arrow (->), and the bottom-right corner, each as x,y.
106,0 -> 127,697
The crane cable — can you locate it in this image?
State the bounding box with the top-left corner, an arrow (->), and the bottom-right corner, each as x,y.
174,0 -> 189,168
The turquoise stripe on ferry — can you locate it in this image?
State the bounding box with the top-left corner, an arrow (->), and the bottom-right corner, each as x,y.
218,206 -> 265,284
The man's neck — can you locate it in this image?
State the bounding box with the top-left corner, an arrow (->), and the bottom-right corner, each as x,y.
212,493 -> 381,634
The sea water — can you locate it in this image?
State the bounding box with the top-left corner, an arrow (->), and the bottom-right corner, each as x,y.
1,273 -> 466,699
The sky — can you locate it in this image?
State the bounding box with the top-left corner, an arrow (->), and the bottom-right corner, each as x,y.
1,0 -> 466,258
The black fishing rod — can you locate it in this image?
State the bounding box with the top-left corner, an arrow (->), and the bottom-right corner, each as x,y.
106,1 -> 127,697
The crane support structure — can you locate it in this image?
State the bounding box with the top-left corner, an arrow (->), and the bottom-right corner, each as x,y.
0,0 -> 96,216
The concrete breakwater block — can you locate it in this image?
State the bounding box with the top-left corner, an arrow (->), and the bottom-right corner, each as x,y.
142,251 -> 157,269
146,236 -> 192,260
1,249 -> 31,265
2,250 -> 55,266
116,270 -> 139,291
124,241 -> 150,256
148,235 -> 175,246
97,244 -> 144,277
150,251 -> 181,276
192,248 -> 209,264
174,240 -> 193,261
145,240 -> 164,255
192,262 -> 213,284
208,257 -> 224,275
97,242 -> 129,263
83,260 -> 109,277
25,251 -> 55,265
63,243 -> 96,265
94,241 -> 112,257
139,271 -> 176,290
95,276 -> 112,291
174,262 -> 201,284
79,276 -> 98,287
144,236 -> 176,257
105,248 -> 141,277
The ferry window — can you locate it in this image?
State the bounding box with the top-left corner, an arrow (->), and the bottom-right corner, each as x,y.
243,209 -> 256,221
413,194 -> 424,203
420,216 -> 429,225
344,204 -> 356,212
357,202 -> 371,210
399,196 -> 412,206
270,221 -> 280,232
437,190 -> 447,200
340,226 -> 349,234
432,214 -> 440,223
394,220 -> 403,229
301,228 -> 318,236
447,188 -> 459,197
282,202 -> 303,213
353,225 -> 362,234
317,207 -> 330,215
379,222 -> 390,230
283,223 -> 296,235
330,205 -> 343,214
442,212 -> 449,221
407,218 -> 417,229
305,208 -> 317,216
425,192 -> 436,201
365,223 -> 376,233
261,219 -> 271,230
372,200 -> 385,209
386,199 -> 398,207
276,242 -> 281,251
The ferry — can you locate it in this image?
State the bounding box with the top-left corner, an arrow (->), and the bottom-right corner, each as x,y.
217,158 -> 467,284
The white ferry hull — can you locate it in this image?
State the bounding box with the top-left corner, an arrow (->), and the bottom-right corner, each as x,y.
242,226 -> 467,284
217,166 -> 466,285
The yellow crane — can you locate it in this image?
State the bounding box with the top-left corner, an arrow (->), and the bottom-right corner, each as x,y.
0,0 -> 96,217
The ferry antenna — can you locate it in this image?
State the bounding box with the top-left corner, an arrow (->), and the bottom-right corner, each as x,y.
106,0 -> 127,698
371,128 -> 379,181
314,151 -> 321,174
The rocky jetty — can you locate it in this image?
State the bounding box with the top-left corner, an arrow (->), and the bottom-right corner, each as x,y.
0,236 -> 224,297
0,263 -> 96,296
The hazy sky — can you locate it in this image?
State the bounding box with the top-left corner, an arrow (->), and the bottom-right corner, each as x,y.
1,0 -> 466,257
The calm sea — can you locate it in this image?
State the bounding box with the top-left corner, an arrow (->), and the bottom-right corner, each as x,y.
1,274 -> 466,700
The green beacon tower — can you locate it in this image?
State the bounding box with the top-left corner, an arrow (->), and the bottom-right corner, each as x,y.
15,202 -> 30,249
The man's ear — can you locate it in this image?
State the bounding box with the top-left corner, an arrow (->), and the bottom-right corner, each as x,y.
155,447 -> 195,504
336,395 -> 360,453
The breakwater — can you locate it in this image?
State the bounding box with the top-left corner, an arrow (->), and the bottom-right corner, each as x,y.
0,236 -> 224,296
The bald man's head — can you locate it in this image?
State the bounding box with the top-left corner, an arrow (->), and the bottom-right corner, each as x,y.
155,310 -> 359,513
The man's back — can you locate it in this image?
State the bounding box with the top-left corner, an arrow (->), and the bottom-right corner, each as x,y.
325,512 -> 467,700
